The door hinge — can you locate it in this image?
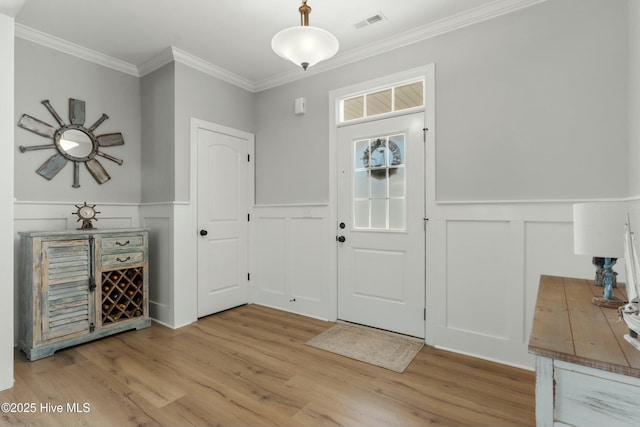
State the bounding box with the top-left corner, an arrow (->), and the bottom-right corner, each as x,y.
423,127 -> 428,143
248,273 -> 250,281
89,323 -> 95,333
248,154 -> 250,162
423,217 -> 429,231
248,213 -> 250,221
424,308 -> 426,321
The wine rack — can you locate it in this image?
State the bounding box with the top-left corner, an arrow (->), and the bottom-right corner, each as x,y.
101,267 -> 144,323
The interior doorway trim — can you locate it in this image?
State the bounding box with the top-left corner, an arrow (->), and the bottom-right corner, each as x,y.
189,118 -> 255,317
327,64 -> 435,330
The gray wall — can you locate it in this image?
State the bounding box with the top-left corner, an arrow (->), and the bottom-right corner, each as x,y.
14,39 -> 142,203
141,62 -> 256,203
255,0 -> 629,205
174,63 -> 256,202
629,0 -> 640,197
141,63 -> 175,203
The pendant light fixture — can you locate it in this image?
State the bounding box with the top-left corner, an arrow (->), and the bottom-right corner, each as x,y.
271,0 -> 339,71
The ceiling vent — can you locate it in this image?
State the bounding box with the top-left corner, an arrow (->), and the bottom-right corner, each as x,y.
353,12 -> 387,30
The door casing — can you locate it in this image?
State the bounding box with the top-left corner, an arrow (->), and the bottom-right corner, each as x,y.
191,118 -> 255,318
328,65 -> 436,343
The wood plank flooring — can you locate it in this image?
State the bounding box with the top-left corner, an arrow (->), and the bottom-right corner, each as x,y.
0,305 -> 535,426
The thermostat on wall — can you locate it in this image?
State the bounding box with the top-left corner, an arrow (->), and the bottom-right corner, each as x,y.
294,97 -> 306,115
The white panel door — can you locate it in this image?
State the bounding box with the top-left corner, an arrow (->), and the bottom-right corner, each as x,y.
197,126 -> 249,317
337,113 -> 425,338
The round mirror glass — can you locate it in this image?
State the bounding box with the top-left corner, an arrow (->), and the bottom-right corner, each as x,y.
59,129 -> 94,159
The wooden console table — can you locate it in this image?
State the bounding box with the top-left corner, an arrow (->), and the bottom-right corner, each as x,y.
529,275 -> 640,426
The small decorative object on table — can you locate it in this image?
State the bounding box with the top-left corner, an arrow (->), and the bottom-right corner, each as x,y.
573,202 -> 627,308
73,202 -> 99,229
593,256 -> 617,287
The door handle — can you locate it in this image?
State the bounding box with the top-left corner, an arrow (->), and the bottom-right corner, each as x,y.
200,229 -> 208,236
336,235 -> 346,243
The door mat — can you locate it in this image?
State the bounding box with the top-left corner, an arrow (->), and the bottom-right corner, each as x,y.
306,322 -> 423,373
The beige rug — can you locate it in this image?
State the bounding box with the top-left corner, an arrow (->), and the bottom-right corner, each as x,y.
306,322 -> 423,373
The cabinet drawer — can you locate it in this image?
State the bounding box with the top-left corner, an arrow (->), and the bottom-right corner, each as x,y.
102,251 -> 144,266
101,235 -> 144,250
554,363 -> 640,427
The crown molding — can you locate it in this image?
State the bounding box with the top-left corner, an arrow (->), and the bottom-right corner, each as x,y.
253,0 -> 549,91
137,46 -> 255,91
136,46 -> 174,77
169,47 -> 255,92
14,24 -> 139,76
14,0 -> 548,92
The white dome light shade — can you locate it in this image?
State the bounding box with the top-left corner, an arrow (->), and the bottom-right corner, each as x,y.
271,25 -> 339,70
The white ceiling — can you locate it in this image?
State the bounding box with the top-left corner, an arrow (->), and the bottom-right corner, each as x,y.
12,0 -> 545,91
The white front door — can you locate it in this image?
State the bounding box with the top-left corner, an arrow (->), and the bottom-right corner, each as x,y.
337,113 -> 425,338
197,125 -> 251,318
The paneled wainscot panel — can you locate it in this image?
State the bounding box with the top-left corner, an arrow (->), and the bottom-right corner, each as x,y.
257,217 -> 287,295
446,220 -> 511,339
253,205 -> 331,320
144,216 -> 172,323
290,217 -> 326,303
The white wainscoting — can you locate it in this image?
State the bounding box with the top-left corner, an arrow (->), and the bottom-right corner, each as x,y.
139,202 -> 198,329
251,204 -> 334,321
14,199 -> 612,369
252,201 -> 598,369
427,201 -> 597,369
140,203 -> 173,327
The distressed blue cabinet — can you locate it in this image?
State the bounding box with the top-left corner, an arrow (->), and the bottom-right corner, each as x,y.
18,229 -> 151,360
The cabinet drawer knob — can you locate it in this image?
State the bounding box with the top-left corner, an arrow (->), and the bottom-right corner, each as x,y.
116,256 -> 131,263
115,240 -> 130,246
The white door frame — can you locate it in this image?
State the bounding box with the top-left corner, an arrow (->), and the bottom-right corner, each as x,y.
328,64 -> 436,342
190,118 -> 255,315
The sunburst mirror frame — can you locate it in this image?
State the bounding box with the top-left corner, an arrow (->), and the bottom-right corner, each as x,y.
17,98 -> 124,188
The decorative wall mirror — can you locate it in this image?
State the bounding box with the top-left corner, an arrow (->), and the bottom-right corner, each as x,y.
17,98 -> 125,188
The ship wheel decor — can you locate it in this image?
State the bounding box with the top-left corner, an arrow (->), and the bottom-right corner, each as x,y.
17,98 -> 124,187
73,202 -> 100,230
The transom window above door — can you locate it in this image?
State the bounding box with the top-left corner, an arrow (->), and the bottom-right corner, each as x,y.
340,80 -> 424,123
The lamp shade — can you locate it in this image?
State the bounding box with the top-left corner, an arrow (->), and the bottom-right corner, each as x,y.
271,25 -> 339,70
573,202 -> 627,257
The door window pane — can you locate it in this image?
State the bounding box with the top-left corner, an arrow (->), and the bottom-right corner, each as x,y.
389,167 -> 405,198
354,200 -> 369,228
395,81 -> 424,111
389,199 -> 405,229
354,139 -> 369,169
370,171 -> 387,198
388,135 -> 404,166
343,96 -> 364,121
368,138 -> 387,168
367,89 -> 392,116
371,199 -> 387,229
352,133 -> 406,231
354,171 -> 368,199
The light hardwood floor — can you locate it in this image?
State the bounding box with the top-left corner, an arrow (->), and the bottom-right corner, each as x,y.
0,305 -> 535,426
